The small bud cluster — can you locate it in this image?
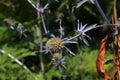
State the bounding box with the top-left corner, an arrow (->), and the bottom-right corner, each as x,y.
3,18 -> 27,38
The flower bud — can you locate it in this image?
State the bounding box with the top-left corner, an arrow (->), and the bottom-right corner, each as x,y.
53,53 -> 61,60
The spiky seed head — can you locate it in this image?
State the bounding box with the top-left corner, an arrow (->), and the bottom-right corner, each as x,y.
46,37 -> 63,52
53,53 -> 61,60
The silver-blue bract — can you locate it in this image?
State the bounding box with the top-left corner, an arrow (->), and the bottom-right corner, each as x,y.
75,20 -> 97,46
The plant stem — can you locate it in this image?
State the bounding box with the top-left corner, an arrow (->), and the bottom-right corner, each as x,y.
41,13 -> 48,34
37,0 -> 45,80
94,0 -> 114,32
27,0 -> 48,34
67,34 -> 80,41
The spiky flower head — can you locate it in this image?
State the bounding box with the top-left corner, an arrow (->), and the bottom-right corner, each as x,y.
41,25 -> 77,56
46,37 -> 63,53
52,54 -> 66,69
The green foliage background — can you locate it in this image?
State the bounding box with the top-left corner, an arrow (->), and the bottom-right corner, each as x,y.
0,0 -> 119,80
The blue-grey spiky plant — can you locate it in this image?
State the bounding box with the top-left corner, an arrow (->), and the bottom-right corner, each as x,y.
37,17 -> 103,78
27,0 -> 119,79
27,0 -> 78,77
38,18 -> 79,78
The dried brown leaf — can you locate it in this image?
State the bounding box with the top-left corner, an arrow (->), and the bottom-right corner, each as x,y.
96,35 -> 108,76
96,35 -> 113,80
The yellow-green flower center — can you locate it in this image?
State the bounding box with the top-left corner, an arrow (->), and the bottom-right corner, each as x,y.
46,38 -> 63,52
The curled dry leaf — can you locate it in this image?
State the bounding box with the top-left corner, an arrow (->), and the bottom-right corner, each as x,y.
96,35 -> 113,80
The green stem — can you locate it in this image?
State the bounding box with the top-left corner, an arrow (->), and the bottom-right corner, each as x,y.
37,0 -> 45,80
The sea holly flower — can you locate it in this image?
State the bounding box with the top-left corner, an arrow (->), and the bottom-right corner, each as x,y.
52,52 -> 67,79
42,25 -> 77,56
52,53 -> 66,69
39,23 -> 77,79
36,15 -> 77,55
75,20 -> 97,45
46,37 -> 64,53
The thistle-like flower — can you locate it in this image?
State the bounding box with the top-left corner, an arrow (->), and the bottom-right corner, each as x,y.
43,25 -> 77,55
46,37 -> 63,53
75,20 -> 97,45
52,53 -> 66,68
52,52 -> 67,79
